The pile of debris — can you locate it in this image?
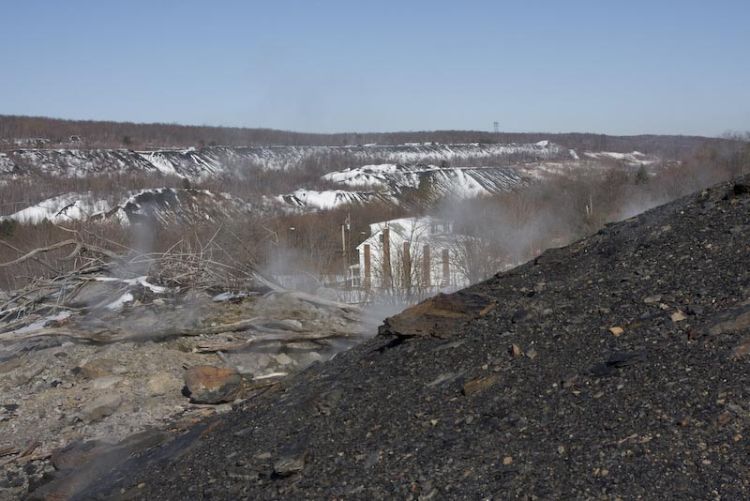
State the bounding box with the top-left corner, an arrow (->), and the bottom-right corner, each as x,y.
0,240 -> 366,498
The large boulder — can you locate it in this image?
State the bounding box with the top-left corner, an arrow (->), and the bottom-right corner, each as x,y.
183,366 -> 242,404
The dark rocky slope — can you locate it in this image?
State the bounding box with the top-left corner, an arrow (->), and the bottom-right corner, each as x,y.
51,178 -> 750,499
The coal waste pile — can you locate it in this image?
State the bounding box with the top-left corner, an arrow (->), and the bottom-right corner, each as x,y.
37,178 -> 750,499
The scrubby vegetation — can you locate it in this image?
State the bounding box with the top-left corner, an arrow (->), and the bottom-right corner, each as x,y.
1,136 -> 748,291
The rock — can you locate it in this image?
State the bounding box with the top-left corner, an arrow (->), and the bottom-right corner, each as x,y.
708,306 -> 750,336
509,344 -> 523,358
273,449 -> 307,477
147,372 -> 181,396
272,353 -> 294,366
462,375 -> 499,396
379,292 -> 496,338
717,412 -> 732,426
609,326 -> 624,337
670,310 -> 688,323
643,295 -> 662,304
561,375 -> 578,389
502,456 -> 513,465
77,358 -> 126,379
730,338 -> 750,360
81,394 -> 122,423
91,376 -> 123,390
183,366 -> 242,404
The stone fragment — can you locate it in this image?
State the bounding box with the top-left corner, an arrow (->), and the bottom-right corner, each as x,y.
717,411 -> 732,426
77,358 -> 126,379
609,326 -> 624,337
561,375 -> 578,389
273,449 -> 307,477
273,353 -> 294,366
730,339 -> 750,360
183,366 -> 242,404
643,295 -> 662,304
526,348 -> 538,360
509,344 -> 523,358
502,456 -> 513,465
81,394 -> 122,423
671,310 -> 687,322
462,375 -> 499,396
709,306 -> 750,336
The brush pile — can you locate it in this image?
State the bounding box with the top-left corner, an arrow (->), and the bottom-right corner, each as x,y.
0,234 -> 366,498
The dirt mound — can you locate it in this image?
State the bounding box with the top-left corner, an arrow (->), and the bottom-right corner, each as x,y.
29,177 -> 750,498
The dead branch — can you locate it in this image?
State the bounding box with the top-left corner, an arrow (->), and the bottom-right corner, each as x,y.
0,240 -> 121,268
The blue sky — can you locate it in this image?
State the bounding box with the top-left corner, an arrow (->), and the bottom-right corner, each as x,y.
0,0 -> 748,136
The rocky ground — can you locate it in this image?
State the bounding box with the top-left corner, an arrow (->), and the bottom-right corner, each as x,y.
12,176 -> 750,499
0,269 -> 367,499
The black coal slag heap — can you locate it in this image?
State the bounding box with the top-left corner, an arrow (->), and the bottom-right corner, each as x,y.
75,178 -> 750,499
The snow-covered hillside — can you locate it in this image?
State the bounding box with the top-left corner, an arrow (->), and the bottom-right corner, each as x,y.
2,141 -> 665,214
277,189 -> 396,210
0,141 -> 573,181
582,151 -> 659,165
3,193 -> 118,224
1,189 -> 254,226
323,163 -> 524,195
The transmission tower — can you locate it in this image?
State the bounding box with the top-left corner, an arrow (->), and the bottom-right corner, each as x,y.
493,121 -> 499,134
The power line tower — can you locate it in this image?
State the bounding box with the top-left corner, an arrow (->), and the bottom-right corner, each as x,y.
493,121 -> 499,134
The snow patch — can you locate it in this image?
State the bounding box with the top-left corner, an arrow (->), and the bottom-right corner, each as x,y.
106,293 -> 134,311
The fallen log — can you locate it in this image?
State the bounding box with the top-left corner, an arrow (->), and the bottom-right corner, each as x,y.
272,291 -> 361,313
194,331 -> 355,353
0,317 -> 355,346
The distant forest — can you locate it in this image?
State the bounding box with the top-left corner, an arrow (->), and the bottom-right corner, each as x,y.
0,114 -> 741,159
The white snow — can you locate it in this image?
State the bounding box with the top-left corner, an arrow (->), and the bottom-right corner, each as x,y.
93,276 -> 167,293
13,311 -> 71,335
212,291 -> 255,302
279,189 -> 393,210
322,164 -> 524,198
583,151 -> 659,165
3,142 -> 567,181
1,188 -> 251,226
1,193 -> 114,224
106,292 -> 134,311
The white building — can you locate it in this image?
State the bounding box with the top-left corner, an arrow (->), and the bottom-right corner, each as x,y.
353,216 -> 472,293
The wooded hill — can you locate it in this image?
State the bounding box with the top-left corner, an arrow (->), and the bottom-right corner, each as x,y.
0,114 -> 739,159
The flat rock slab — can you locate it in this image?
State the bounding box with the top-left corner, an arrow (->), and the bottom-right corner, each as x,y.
379,291 -> 496,338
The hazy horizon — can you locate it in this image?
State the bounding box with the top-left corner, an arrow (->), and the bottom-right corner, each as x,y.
1,1 -> 748,137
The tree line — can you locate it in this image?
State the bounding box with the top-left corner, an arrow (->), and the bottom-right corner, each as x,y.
0,114 -> 740,159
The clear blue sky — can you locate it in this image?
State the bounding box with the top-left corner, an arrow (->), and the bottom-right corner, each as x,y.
1,0 -> 748,136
